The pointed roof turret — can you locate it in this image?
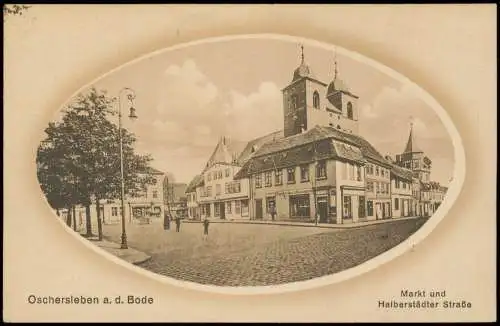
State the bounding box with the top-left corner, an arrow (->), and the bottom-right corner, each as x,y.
292,44 -> 316,82
403,119 -> 423,153
326,47 -> 355,98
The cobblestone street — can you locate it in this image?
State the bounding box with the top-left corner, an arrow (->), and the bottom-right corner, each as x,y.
102,218 -> 427,286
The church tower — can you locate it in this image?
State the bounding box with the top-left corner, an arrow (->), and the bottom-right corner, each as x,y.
324,50 -> 360,134
395,121 -> 432,182
282,45 -> 360,138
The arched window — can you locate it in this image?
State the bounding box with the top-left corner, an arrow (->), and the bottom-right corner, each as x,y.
313,91 -> 320,109
347,102 -> 353,119
290,94 -> 298,110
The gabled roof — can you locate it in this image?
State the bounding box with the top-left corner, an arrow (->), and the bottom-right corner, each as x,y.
185,174 -> 204,193
390,163 -> 413,181
236,130 -> 284,165
204,136 -> 248,169
234,125 -> 391,179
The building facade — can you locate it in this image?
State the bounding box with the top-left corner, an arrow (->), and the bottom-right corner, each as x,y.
72,167 -> 166,234
185,46 -> 448,224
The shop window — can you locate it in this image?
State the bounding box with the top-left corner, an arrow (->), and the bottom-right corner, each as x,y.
290,195 -> 310,218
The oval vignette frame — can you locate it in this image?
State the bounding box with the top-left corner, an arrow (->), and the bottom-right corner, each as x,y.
39,33 -> 466,296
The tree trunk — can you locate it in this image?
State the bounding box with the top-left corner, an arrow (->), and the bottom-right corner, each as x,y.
66,206 -> 72,227
85,203 -> 93,237
72,205 -> 77,231
96,198 -> 103,241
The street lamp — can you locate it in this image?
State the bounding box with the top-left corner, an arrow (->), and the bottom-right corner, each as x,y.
118,87 -> 137,250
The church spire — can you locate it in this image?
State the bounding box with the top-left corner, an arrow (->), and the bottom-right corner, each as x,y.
333,47 -> 338,81
300,43 -> 304,64
403,117 -> 422,153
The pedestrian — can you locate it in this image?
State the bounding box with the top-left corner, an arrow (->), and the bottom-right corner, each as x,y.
270,204 -> 276,221
163,211 -> 170,230
202,218 -> 210,241
175,216 -> 181,232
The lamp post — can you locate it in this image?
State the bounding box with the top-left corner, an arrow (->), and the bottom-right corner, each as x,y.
118,87 -> 138,250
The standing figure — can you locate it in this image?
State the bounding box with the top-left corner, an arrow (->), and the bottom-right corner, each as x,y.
163,211 -> 170,230
203,218 -> 210,241
270,204 -> 276,221
175,216 -> 181,232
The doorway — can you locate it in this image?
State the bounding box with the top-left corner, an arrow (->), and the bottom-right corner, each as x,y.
255,199 -> 263,219
220,202 -> 225,220
317,197 -> 328,223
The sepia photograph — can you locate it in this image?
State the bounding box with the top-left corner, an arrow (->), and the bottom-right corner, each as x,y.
5,4 -> 496,323
36,35 -> 456,288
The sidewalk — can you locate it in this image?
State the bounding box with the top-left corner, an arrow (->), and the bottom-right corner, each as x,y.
81,235 -> 151,265
183,216 -> 424,229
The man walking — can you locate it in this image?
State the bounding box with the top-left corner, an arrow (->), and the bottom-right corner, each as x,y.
175,216 -> 181,232
270,203 -> 276,221
202,218 -> 210,241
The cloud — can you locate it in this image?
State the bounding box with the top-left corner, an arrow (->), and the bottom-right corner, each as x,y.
224,81 -> 283,140
359,82 -> 455,185
132,60 -> 284,182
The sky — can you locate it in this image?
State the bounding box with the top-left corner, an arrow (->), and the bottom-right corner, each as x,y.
74,37 -> 454,185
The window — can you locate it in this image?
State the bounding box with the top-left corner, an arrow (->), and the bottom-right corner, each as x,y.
225,168 -> 230,177
226,201 -> 232,214
290,94 -> 298,110
225,181 -> 241,194
316,161 -> 327,179
347,102 -> 353,119
376,166 -> 379,176
290,195 -> 310,218
213,171 -> 217,180
343,196 -> 352,218
241,200 -> 249,217
403,182 -> 407,189
112,207 -> 118,216
287,167 -> 296,184
216,184 -> 221,195
367,201 -> 374,216
300,165 -> 309,182
224,183 -> 229,194
313,91 -> 320,109
356,165 -> 362,181
348,163 -> 354,180
235,200 -> 241,214
264,171 -> 272,187
255,174 -> 262,188
275,169 -> 283,185
207,174 -> 211,182
218,171 -> 223,179
206,186 -> 212,197
214,204 -> 220,217
151,179 -> 157,185
395,198 -> 399,210
367,181 -> 374,192
152,190 -> 158,198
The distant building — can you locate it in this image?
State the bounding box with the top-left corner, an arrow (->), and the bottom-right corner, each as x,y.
394,123 -> 448,217
164,179 -> 188,218
194,133 -> 282,221
185,174 -> 203,220
75,167 -> 165,233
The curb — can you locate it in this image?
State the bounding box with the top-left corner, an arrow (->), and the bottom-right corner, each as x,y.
182,216 -> 423,229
